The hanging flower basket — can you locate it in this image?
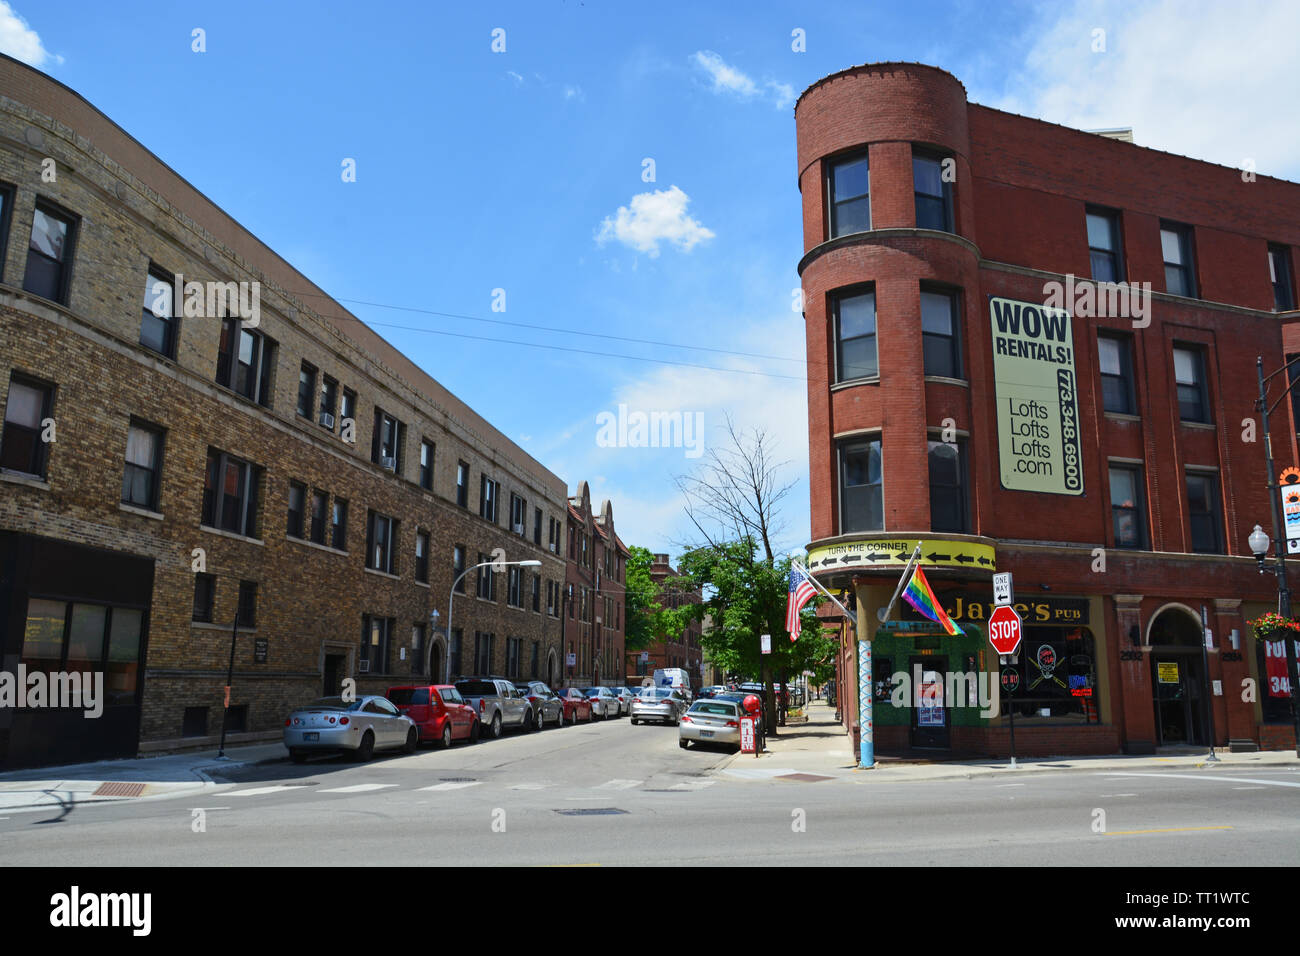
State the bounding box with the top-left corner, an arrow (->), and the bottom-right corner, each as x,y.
1248,612 -> 1300,641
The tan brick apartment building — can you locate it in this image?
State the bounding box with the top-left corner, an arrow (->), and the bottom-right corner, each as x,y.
795,62 -> 1300,757
561,481 -> 627,688
0,56 -> 570,768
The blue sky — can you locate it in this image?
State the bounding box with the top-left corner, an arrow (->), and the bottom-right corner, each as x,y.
10,0 -> 1298,557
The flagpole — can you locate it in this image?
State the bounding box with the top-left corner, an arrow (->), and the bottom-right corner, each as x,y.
792,561 -> 857,624
858,541 -> 920,771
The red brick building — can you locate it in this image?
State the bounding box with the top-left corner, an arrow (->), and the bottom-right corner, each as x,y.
795,62 -> 1300,756
560,482 -> 628,688
625,553 -> 703,687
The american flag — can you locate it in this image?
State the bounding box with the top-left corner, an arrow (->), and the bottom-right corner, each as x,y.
785,565 -> 817,640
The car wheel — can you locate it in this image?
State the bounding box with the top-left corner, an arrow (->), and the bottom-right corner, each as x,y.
556,707 -> 565,728
441,724 -> 453,749
405,727 -> 419,754
490,713 -> 502,739
631,718 -> 638,725
355,731 -> 375,762
468,720 -> 480,744
290,749 -> 308,764
679,739 -> 689,750
535,708 -> 544,731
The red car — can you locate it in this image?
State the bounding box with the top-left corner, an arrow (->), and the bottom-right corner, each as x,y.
554,687 -> 594,723
386,684 -> 480,747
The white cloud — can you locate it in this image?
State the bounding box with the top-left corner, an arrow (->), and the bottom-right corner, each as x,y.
505,70 -> 524,85
986,0 -> 1300,179
595,185 -> 715,257
691,50 -> 793,110
0,2 -> 59,67
563,84 -> 584,101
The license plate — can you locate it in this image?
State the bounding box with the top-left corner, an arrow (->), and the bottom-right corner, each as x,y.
701,730 -> 714,738
304,732 -> 319,741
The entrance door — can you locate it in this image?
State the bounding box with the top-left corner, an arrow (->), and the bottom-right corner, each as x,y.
1152,654 -> 1201,745
910,656 -> 951,749
429,645 -> 442,684
323,654 -> 346,697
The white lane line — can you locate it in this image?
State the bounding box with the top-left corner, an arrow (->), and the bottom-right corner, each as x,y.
996,783 -> 1025,788
1099,793 -> 1139,797
510,783 -> 549,791
318,784 -> 399,794
227,785 -> 311,797
1233,786 -> 1267,791
1097,772 -> 1300,790
419,781 -> 483,792
595,779 -> 642,790
668,781 -> 715,791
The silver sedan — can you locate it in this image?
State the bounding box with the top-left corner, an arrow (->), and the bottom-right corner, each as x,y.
284,695 -> 418,762
582,687 -> 620,719
630,688 -> 687,725
678,699 -> 742,751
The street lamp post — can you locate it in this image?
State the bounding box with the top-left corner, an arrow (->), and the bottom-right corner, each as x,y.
430,558 -> 541,683
1252,354 -> 1300,757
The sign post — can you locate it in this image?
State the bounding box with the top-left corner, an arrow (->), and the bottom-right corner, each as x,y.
1000,659 -> 1019,769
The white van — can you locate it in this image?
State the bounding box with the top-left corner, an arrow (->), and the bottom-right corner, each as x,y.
653,668 -> 692,699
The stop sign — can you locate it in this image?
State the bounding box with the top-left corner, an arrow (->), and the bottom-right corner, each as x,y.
988,604 -> 1023,656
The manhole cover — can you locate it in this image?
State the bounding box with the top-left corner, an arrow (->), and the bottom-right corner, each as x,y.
553,808 -> 628,816
775,773 -> 835,783
92,782 -> 146,797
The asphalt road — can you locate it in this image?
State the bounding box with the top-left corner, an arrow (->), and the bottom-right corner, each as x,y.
1,716 -> 1297,866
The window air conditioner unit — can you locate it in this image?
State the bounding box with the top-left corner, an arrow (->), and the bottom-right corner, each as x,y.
319,411 -> 335,428
380,455 -> 396,471
358,660 -> 370,673
514,523 -> 525,535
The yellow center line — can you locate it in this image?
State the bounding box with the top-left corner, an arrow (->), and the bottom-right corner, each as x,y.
1104,826 -> 1233,836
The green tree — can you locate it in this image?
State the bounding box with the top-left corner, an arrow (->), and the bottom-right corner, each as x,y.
623,545 -> 665,653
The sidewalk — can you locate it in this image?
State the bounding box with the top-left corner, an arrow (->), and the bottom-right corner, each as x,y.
716,700 -> 1300,782
0,741 -> 285,814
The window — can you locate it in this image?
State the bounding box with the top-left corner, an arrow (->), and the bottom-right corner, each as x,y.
341,388 -> 357,435
530,641 -> 539,680
415,529 -> 429,583
331,498 -> 348,550
1173,346 -> 1210,423
1109,464 -> 1147,550
236,580 -> 258,628
366,511 -> 398,574
182,707 -> 209,737
913,152 -> 953,232
510,493 -> 527,535
1269,245 -> 1295,312
309,490 -> 327,544
920,288 -> 960,379
202,448 -> 262,538
420,438 -> 435,490
319,376 -> 338,430
531,574 -> 540,612
1098,334 -> 1137,415
449,629 -> 463,680
477,553 -> 497,600
838,437 -> 882,533
361,615 -> 393,674
928,439 -> 967,533
533,507 -> 542,545
215,317 -> 275,407
1,374 -> 53,477
1001,627 -> 1099,724
833,288 -> 877,382
287,481 -> 306,538
548,517 -> 560,553
827,152 -> 869,238
1186,471 -> 1223,554
21,599 -> 143,705
506,637 -> 522,678
480,475 -> 500,522
453,544 -> 467,593
568,584 -> 574,618
141,267 -> 178,358
193,573 -> 215,623
297,362 -> 317,419
121,420 -> 164,511
457,461 -> 469,507
1085,208 -> 1124,283
24,201 -> 77,303
411,623 -> 426,675
0,184 -> 12,280
547,580 -> 556,616
474,631 -> 495,674
508,566 -> 522,607
372,408 -> 403,472
1161,222 -> 1197,298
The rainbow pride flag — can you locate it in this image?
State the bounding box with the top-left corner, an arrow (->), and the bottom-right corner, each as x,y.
901,564 -> 964,637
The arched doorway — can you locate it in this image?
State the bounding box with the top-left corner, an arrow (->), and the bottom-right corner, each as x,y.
547,649 -> 558,688
1146,604 -> 1207,746
430,643 -> 443,685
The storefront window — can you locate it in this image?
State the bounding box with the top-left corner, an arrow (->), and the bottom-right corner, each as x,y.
1258,635 -> 1298,724
1001,627 -> 1099,724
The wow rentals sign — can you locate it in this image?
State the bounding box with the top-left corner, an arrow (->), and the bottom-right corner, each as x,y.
989,296 -> 1084,496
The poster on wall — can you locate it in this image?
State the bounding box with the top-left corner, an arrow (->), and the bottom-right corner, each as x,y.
989,296 -> 1084,496
1264,638 -> 1298,697
917,671 -> 945,727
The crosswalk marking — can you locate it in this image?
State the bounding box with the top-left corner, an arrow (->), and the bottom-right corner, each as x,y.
419,781 -> 483,792
668,780 -> 715,791
228,785 -> 311,797
595,779 -> 642,790
319,784 -> 400,794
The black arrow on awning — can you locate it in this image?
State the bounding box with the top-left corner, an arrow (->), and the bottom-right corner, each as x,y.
842,554 -> 862,563
976,556 -> 992,566
926,552 -> 951,562
954,554 -> 975,564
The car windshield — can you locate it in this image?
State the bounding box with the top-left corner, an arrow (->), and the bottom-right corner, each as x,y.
386,688 -> 430,706
583,688 -> 602,696
690,702 -> 738,716
456,681 -> 498,696
638,689 -> 669,699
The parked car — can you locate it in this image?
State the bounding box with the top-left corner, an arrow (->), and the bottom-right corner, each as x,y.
515,681 -> 565,728
697,685 -> 726,699
386,684 -> 479,748
555,687 -> 594,722
284,695 -> 417,762
609,686 -> 636,716
583,686 -> 620,719
678,698 -> 742,752
454,677 -> 534,739
630,687 -> 687,725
